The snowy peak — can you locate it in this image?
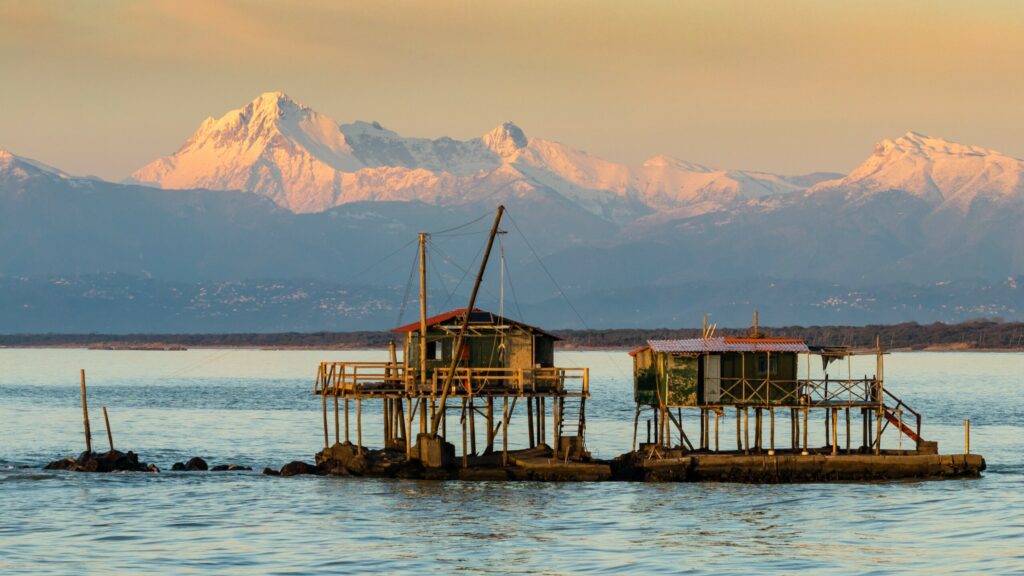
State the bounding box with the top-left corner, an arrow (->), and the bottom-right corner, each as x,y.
0,148 -> 71,182
812,131 -> 1024,207
483,121 -> 528,158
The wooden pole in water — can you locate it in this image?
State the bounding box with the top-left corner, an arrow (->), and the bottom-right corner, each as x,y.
102,406 -> 114,452
965,418 -> 970,454
321,386 -> 328,449
80,369 -> 92,454
345,398 -> 350,443
383,398 -> 390,446
441,399 -> 447,439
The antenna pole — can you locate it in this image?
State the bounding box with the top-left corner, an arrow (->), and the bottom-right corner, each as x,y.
419,232 -> 428,393
430,205 -> 505,436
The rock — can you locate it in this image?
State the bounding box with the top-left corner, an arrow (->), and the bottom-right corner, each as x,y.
171,462 -> 186,471
44,450 -> 155,473
262,467 -> 280,476
43,457 -> 77,471
211,464 -> 252,471
279,461 -> 323,477
184,457 -> 208,471
148,464 -> 160,473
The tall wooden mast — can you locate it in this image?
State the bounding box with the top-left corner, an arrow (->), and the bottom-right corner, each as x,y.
419,232 -> 428,390
429,205 -> 505,436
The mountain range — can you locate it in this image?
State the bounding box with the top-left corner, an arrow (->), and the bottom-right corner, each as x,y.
2,92 -> 1022,332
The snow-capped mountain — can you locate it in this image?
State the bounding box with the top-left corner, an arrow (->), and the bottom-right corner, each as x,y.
129,92 -> 818,221
0,148 -> 72,183
809,131 -> 1024,210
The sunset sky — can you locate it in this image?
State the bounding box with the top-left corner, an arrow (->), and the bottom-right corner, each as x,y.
2,0 -> 1022,180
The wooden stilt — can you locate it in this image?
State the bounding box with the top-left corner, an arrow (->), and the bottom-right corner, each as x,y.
80,370 -> 92,454
461,398 -> 468,467
527,395 -> 535,448
714,410 -> 720,452
486,397 -> 494,453
396,398 -> 405,445
333,391 -> 340,445
632,405 -> 641,451
502,396 -> 509,466
769,407 -> 775,453
831,408 -> 838,456
875,408 -> 882,455
102,406 -> 114,452
736,407 -> 742,451
441,399 -> 447,439
383,398 -> 390,446
845,407 -> 851,453
699,409 -> 706,450
469,397 -> 477,455
406,397 -> 413,460
357,398 -> 363,455
743,407 -> 749,454
540,397 -> 546,446
802,406 -> 809,455
344,398 -> 350,443
420,397 -> 427,435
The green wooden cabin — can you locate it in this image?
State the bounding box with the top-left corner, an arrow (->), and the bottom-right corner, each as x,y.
631,337 -> 809,407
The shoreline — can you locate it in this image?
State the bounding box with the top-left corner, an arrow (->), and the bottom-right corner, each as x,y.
2,343 -> 1023,353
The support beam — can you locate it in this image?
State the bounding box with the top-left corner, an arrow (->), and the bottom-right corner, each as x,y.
430,206 -> 505,436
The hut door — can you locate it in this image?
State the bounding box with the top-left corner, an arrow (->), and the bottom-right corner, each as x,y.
704,355 -> 721,403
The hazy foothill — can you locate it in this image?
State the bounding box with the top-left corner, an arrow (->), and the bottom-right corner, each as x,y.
1,92 -> 1021,333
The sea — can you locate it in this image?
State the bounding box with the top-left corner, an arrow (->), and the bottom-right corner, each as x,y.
1,349 -> 1021,574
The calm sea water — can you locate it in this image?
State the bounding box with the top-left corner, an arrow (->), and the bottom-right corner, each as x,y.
0,349 -> 1022,574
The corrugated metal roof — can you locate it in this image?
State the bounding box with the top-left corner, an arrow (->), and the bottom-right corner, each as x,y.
648,337 -> 809,354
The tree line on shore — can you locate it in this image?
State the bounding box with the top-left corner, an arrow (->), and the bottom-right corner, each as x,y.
1,320 -> 1022,350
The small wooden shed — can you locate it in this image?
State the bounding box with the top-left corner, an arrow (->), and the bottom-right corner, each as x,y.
393,308 -> 559,375
630,337 -> 809,407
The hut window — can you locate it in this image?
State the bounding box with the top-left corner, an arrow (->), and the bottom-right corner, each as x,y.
756,354 -> 778,377
426,341 -> 441,360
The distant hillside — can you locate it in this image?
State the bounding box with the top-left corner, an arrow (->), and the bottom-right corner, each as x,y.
2,320 -> 1022,351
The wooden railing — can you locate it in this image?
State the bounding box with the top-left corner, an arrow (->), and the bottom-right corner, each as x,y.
705,376 -> 877,407
315,362 -> 589,398
314,362 -> 405,395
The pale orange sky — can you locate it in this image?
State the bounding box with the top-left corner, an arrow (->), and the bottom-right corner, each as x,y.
1,0 -> 1022,180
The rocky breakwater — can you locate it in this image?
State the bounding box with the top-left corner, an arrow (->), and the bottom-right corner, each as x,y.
45,450 -> 159,473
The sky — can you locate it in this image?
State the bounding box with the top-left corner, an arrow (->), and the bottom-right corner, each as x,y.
1,0 -> 1023,180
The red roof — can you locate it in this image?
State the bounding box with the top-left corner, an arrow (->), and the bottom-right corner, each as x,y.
392,308 -> 560,340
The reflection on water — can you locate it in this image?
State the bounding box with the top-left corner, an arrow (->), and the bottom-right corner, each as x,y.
0,349 -> 1022,574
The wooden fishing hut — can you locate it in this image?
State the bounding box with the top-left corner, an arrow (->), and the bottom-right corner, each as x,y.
629,320 -> 928,458
312,206 -> 591,469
